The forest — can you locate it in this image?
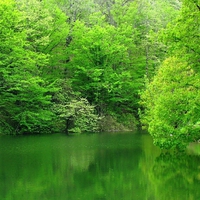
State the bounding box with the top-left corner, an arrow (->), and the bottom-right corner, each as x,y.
0,0 -> 199,150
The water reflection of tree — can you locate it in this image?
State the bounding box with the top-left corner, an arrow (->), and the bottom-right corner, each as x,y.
150,152 -> 200,200
72,147 -> 146,200
0,135 -> 97,200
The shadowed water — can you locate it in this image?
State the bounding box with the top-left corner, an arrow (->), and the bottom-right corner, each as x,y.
0,132 -> 200,200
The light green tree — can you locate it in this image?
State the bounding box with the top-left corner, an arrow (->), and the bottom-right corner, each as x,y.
140,57 -> 200,149
16,0 -> 69,79
161,0 -> 200,69
51,80 -> 100,134
0,0 -> 58,134
140,0 -> 200,149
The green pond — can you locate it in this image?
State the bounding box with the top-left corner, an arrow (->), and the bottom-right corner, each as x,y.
0,132 -> 200,200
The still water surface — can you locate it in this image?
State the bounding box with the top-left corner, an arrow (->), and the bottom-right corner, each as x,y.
0,132 -> 200,200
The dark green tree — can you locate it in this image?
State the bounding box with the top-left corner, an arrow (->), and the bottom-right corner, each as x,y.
66,19 -> 141,129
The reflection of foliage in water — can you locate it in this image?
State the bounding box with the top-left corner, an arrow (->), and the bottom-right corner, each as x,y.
1,134 -> 199,200
71,148 -> 146,200
187,143 -> 200,155
1,134 -> 150,200
139,134 -> 161,199
0,135 -> 97,200
150,152 -> 200,200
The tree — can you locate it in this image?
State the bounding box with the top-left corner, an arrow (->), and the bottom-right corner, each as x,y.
140,0 -> 200,149
16,0 -> 69,79
161,0 -> 200,70
0,0 -> 57,134
133,0 -> 181,79
66,19 -> 142,121
140,57 -> 200,149
51,80 -> 100,134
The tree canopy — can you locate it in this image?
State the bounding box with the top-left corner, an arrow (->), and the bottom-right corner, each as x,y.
140,0 -> 200,149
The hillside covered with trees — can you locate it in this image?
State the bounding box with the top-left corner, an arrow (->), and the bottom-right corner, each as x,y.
0,0 -> 199,149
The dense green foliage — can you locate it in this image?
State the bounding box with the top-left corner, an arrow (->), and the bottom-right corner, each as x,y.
1,0 -> 199,149
0,0 -> 56,134
141,57 -> 200,149
140,0 -> 200,149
